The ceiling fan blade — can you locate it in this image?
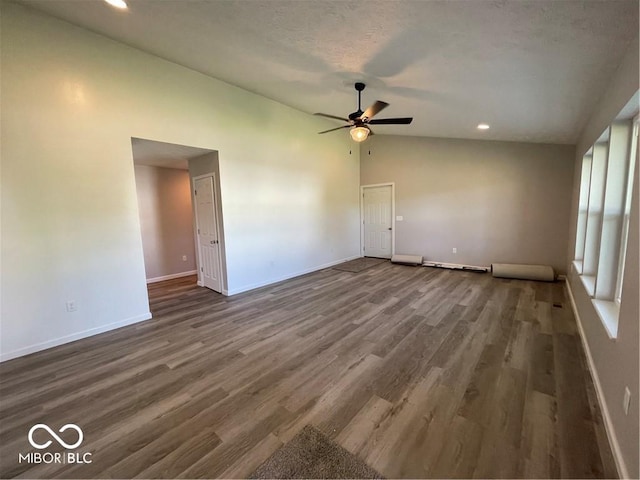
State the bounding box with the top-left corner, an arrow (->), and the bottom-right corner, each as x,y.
360,101 -> 389,121
318,125 -> 350,134
314,112 -> 350,122
368,117 -> 413,125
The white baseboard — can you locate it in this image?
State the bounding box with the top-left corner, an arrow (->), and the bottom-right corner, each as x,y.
146,270 -> 197,284
226,255 -> 361,296
0,312 -> 152,363
564,279 -> 627,479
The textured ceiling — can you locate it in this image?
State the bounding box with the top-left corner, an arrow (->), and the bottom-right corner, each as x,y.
19,0 -> 640,144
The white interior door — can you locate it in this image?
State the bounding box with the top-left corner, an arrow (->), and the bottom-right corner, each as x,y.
362,184 -> 393,259
194,175 -> 222,292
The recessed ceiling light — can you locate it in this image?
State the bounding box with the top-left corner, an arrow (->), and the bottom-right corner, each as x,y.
104,0 -> 128,9
477,123 -> 490,130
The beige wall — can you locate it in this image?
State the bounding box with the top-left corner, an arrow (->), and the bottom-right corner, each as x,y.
360,135 -> 575,273
0,3 -> 360,361
134,165 -> 196,281
566,37 -> 639,479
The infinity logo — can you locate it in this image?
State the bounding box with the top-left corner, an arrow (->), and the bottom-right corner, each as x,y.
28,424 -> 83,450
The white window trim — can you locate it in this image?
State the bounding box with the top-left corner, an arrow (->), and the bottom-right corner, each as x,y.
573,108 -> 638,340
580,274 -> 596,297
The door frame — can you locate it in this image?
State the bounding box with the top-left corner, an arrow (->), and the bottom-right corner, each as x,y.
360,182 -> 395,258
193,173 -> 224,293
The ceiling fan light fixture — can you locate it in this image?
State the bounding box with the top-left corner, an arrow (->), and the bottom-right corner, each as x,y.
104,0 -> 128,9
350,126 -> 370,142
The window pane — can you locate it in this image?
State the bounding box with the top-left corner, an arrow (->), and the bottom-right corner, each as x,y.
574,152 -> 592,269
595,121 -> 633,300
583,142 -> 608,286
615,118 -> 639,302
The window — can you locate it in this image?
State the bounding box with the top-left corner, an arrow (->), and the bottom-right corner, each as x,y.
582,142 -> 607,294
615,117 -> 638,302
573,151 -> 592,273
573,108 -> 638,339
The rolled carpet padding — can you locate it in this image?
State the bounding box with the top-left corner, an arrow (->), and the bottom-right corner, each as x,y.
491,263 -> 555,282
391,254 -> 423,266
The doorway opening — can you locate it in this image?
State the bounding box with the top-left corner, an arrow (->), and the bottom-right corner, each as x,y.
131,138 -> 226,298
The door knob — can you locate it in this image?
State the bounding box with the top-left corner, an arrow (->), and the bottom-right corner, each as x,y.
388,227 -> 392,231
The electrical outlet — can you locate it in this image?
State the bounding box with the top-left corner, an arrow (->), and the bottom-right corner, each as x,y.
452,247 -> 457,254
182,255 -> 187,261
66,301 -> 77,312
623,387 -> 631,415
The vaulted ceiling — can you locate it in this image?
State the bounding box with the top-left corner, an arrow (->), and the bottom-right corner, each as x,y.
19,0 -> 640,144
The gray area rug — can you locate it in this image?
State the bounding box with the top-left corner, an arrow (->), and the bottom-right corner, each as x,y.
332,257 -> 387,273
249,425 -> 384,479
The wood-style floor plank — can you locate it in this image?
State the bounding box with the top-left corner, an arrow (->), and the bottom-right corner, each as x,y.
0,264 -> 617,478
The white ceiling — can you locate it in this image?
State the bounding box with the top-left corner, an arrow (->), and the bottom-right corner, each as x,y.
131,137 -> 213,170
21,0 -> 639,144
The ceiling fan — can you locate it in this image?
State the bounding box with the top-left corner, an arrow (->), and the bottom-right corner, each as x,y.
314,82 -> 413,142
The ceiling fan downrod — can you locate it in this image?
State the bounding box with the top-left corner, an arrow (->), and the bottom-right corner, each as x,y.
350,82 -> 366,120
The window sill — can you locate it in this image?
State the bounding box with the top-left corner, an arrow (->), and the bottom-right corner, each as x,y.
592,299 -> 619,339
580,275 -> 596,296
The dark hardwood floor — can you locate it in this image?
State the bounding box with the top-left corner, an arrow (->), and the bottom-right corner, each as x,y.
0,262 -> 617,478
